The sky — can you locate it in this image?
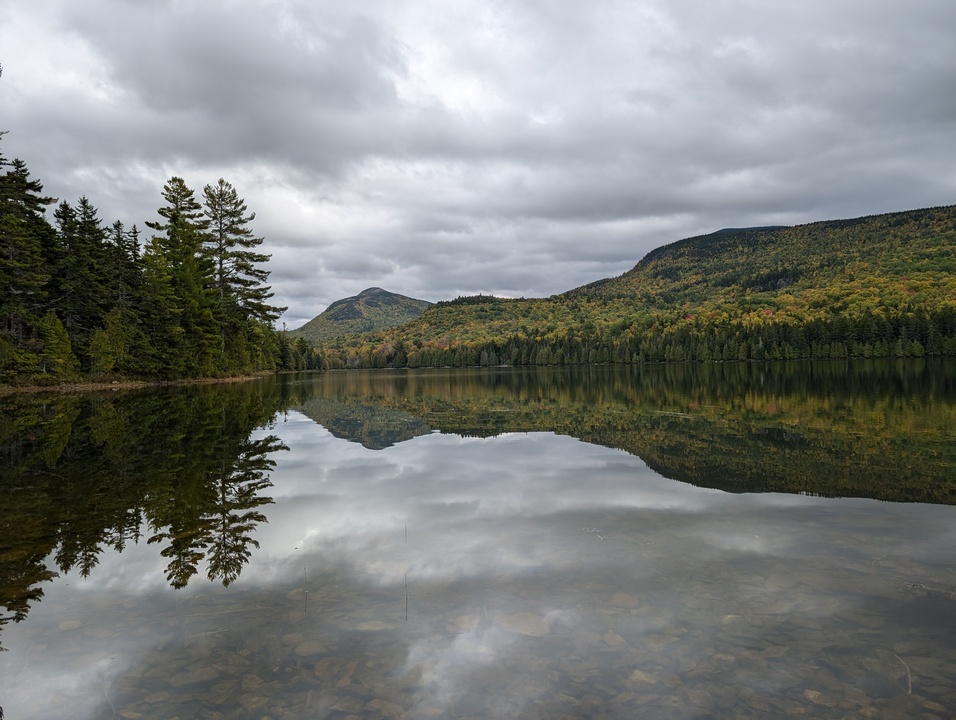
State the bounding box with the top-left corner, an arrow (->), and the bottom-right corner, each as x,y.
1,1 -> 954,328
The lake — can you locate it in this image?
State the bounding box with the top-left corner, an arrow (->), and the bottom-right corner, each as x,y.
2,361 -> 956,718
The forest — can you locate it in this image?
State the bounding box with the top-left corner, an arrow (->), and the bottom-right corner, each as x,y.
319,205 -> 956,369
0,135 -> 320,385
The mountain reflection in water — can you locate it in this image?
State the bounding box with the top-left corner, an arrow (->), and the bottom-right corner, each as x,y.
289,360 -> 956,501
1,360 -> 955,718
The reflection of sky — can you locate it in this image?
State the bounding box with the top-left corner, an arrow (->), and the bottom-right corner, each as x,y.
245,412 -> 731,585
4,410 -> 956,717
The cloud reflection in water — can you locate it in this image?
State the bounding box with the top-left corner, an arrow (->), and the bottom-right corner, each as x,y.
4,407 -> 956,717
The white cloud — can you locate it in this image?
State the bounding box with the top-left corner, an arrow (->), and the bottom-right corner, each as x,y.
2,0 -> 954,328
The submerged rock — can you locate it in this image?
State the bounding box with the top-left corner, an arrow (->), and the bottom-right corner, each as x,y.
603,629 -> 625,646
169,666 -> 219,687
502,613 -> 551,637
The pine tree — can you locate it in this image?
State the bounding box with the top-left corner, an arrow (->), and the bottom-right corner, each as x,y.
139,235 -> 186,375
202,178 -> 286,372
204,434 -> 281,586
202,179 -> 285,323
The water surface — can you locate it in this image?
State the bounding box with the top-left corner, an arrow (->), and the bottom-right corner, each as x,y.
2,362 -> 955,718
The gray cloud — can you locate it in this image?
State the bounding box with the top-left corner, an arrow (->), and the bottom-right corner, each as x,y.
2,0 -> 954,327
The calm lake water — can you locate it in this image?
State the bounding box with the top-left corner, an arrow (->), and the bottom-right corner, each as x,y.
2,361 -> 956,719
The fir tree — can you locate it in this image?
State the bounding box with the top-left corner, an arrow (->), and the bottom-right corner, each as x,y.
106,219 -> 142,310
50,197 -> 111,361
0,153 -> 56,378
145,177 -> 220,376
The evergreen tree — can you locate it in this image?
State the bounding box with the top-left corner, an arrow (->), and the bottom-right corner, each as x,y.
105,219 -> 142,309
36,310 -> 78,378
83,220 -> 148,376
145,177 -> 220,376
138,236 -> 186,375
202,179 -> 283,324
0,152 -> 56,379
204,434 -> 282,586
201,178 -> 285,370
50,197 -> 111,362
202,178 -> 286,372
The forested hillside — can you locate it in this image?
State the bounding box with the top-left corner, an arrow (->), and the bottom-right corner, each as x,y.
0,137 -> 319,384
291,287 -> 431,342
319,205 -> 956,369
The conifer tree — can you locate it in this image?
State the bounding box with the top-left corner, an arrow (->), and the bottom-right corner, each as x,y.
202,178 -> 284,325
138,235 -> 185,375
0,152 -> 56,378
50,197 -> 111,362
204,433 -> 281,586
106,220 -> 142,309
202,178 -> 285,370
37,309 -> 78,378
145,177 -> 220,376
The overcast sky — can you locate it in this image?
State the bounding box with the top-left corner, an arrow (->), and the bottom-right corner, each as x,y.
2,1 -> 954,327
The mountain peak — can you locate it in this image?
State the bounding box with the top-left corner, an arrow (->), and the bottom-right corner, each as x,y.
291,288 -> 432,342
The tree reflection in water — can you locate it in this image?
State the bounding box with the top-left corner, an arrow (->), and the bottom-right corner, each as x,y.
0,384 -> 287,647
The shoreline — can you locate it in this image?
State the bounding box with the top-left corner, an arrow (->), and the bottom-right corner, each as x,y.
0,374 -> 271,397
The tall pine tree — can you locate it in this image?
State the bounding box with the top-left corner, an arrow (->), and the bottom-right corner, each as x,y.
202,179 -> 284,322
202,178 -> 285,370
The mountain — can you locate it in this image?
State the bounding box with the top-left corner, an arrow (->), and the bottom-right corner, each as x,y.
316,204 -> 956,368
566,206 -> 955,304
290,287 -> 432,342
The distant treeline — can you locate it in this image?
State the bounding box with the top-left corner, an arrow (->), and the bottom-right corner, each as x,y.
0,138 -> 321,383
322,307 -> 956,369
